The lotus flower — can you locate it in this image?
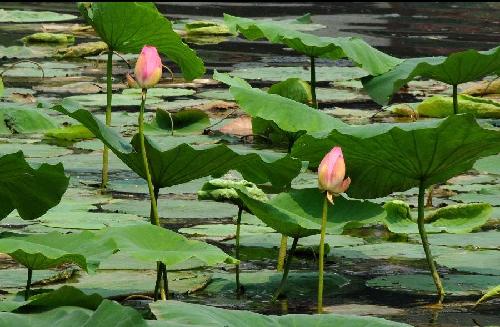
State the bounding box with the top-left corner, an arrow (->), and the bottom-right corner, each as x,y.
134,45 -> 162,89
318,146 -> 350,202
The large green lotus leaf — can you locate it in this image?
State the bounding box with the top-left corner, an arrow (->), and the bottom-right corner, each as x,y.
151,300 -> 411,327
224,14 -> 402,75
214,71 -> 346,134
362,46 -> 500,105
52,101 -> 301,190
383,201 -> 492,234
0,300 -> 147,327
0,151 -> 69,220
367,274 -> 500,297
0,230 -> 117,271
0,106 -> 57,134
145,109 -> 210,135
0,285 -> 103,313
0,9 -> 77,23
237,188 -> 384,238
451,185 -> 500,206
292,114 -> 500,198
79,2 -> 204,81
333,243 -> 458,261
229,66 -> 367,82
94,224 -> 236,269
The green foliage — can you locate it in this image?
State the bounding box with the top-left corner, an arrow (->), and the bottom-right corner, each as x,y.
94,224 -> 237,268
0,151 -> 69,220
52,100 -> 302,190
79,2 -> 204,80
292,114 -> 500,198
146,109 -> 210,135
151,300 -> 412,326
383,201 -> 492,234
21,32 -> 75,44
0,230 -> 116,271
224,14 -> 402,75
0,106 -> 57,134
417,94 -> 500,118
0,300 -> 147,327
362,46 -> 500,105
198,178 -> 268,208
237,188 -> 385,238
44,125 -> 95,141
476,285 -> 500,306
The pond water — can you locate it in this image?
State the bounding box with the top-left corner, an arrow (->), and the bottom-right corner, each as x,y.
0,2 -> 499,327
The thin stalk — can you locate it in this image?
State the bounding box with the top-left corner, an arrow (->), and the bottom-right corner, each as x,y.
317,196 -> 329,313
277,235 -> 288,271
24,268 -> 33,300
150,186 -> 160,225
418,180 -> 445,304
153,261 -> 161,301
452,84 -> 458,115
101,51 -> 113,189
272,237 -> 299,300
235,206 -> 243,295
310,56 -> 317,109
139,89 -> 160,227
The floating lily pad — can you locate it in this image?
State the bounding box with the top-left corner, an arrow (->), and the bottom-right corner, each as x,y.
409,231 -> 499,250
37,212 -> 147,231
333,243 -> 457,261
417,95 -> 500,118
474,154 -> 500,175
229,66 -> 367,82
63,270 -> 211,298
0,142 -> 71,158
103,198 -> 235,220
179,224 -> 275,239
316,87 -> 370,103
0,9 -> 77,23
203,270 -> 349,299
56,41 -> 108,58
367,274 -> 500,297
107,177 -> 208,195
451,186 -> 500,206
0,269 -> 62,290
225,233 -> 365,249
44,125 -> 94,141
435,250 -> 500,275
1,62 -> 80,78
0,45 -> 54,59
151,300 -> 411,326
0,106 -> 57,134
64,93 -> 163,108
122,88 -> 195,98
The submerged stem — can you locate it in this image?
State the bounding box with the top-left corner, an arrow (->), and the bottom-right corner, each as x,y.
310,56 -> 317,109
452,84 -> 458,115
317,196 -> 329,313
25,268 -> 33,300
418,180 -> 445,304
272,237 -> 298,300
101,51 -> 113,189
235,206 -> 243,295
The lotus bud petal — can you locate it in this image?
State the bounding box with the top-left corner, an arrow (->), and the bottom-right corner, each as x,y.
134,45 -> 162,89
126,73 -> 139,88
318,147 -> 350,201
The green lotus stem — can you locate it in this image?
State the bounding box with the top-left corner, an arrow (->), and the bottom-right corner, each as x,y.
24,268 -> 33,300
310,56 -> 317,109
452,84 -> 458,115
153,261 -> 161,301
277,234 -> 288,272
101,51 -> 113,189
139,89 -> 160,226
418,180 -> 445,304
235,206 -> 243,295
272,236 -> 298,300
317,196 -> 329,313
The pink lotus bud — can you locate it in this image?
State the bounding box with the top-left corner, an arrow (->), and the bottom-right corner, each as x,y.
134,46 -> 162,89
318,147 -> 350,202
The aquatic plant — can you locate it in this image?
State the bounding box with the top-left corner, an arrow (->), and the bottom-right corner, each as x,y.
316,146 -> 350,312
78,2 -> 205,188
362,46 -> 500,113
